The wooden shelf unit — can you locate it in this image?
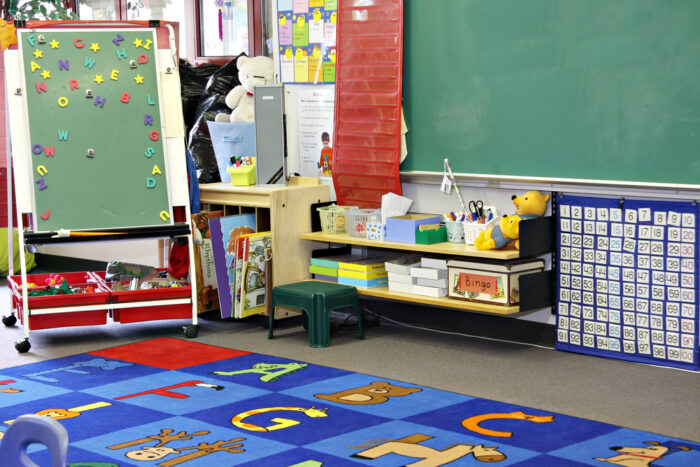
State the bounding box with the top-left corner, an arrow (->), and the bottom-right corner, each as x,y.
301,216 -> 555,316
198,182 -> 331,318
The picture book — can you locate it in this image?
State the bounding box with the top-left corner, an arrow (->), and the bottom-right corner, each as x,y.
191,210 -> 223,314
232,234 -> 247,318
209,213 -> 256,319
239,231 -> 272,318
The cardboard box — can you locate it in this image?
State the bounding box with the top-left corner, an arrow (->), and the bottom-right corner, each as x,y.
385,214 -> 441,243
410,266 -> 448,280
415,225 -> 447,244
447,258 -> 545,306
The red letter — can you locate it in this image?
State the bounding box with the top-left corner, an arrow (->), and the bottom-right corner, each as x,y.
69,79 -> 79,90
35,81 -> 47,93
138,53 -> 149,64
120,92 -> 130,103
74,38 -> 84,48
149,130 -> 159,141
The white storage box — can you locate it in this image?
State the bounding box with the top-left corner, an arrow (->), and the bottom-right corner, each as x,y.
447,258 -> 544,306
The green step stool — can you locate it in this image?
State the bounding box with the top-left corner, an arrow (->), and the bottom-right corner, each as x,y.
268,281 -> 365,348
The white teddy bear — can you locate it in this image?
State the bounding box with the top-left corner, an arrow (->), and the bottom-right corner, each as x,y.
215,55 -> 275,123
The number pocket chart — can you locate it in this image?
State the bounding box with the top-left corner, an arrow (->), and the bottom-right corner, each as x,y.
556,195 -> 699,371
14,27 -> 172,232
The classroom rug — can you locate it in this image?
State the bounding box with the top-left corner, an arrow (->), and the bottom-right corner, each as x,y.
0,337 -> 698,466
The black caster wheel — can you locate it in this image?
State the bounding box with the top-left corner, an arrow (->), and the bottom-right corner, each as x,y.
2,314 -> 17,327
183,325 -> 198,338
15,339 -> 30,353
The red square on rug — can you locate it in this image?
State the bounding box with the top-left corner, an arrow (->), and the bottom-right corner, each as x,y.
89,337 -> 250,369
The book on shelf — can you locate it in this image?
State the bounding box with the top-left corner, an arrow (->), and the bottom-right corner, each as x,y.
338,275 -> 388,288
387,271 -> 414,284
421,255 -> 448,270
338,257 -> 391,272
191,210 -> 223,314
338,269 -> 388,280
238,231 -> 272,318
309,264 -> 339,277
410,266 -> 448,280
208,212 -> 257,319
384,253 -> 423,274
415,277 -> 448,288
412,283 -> 448,298
388,281 -> 413,294
310,254 -> 364,269
312,274 -> 338,282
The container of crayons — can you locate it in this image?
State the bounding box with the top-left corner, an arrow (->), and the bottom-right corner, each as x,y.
463,206 -> 497,245
443,212 -> 466,243
228,156 -> 256,186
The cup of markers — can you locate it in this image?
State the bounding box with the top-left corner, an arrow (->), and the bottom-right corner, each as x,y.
443,211 -> 466,243
227,155 -> 257,186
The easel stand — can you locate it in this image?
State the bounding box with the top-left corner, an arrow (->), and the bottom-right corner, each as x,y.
3,21 -> 198,352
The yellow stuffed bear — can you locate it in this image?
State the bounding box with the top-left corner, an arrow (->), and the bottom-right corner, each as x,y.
474,191 -> 550,250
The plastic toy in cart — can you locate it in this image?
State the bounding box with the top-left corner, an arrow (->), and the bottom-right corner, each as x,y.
317,204 -> 358,234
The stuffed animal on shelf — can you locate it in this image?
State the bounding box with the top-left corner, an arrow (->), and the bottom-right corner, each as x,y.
474,190 -> 551,250
215,55 -> 275,123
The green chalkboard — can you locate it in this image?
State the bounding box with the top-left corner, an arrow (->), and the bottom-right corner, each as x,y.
401,0 -> 700,186
18,28 -> 171,231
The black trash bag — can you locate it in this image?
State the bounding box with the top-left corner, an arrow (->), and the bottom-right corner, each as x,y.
187,54 -> 246,183
179,59 -> 220,137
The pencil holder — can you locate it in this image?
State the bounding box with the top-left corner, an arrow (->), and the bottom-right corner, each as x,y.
346,209 -> 381,238
445,220 -> 465,243
464,219 -> 495,246
317,204 -> 358,234
227,157 -> 257,186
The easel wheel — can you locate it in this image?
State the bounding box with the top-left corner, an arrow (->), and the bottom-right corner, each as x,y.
2,314 -> 17,327
183,325 -> 198,338
15,339 -> 30,353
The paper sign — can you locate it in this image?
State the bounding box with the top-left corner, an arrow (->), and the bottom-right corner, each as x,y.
459,272 -> 498,295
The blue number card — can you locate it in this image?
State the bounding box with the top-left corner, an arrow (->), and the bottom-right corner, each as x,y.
556,195 -> 699,370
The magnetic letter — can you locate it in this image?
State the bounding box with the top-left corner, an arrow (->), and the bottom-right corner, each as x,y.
120,92 -> 130,103
36,178 -> 47,190
37,165 -> 48,176
58,59 -> 69,71
74,38 -> 84,48
57,130 -> 69,141
35,82 -> 47,93
110,69 -> 119,80
58,96 -> 69,107
26,35 -> 36,47
44,146 -> 54,157
144,147 -> 155,158
146,177 -> 156,188
149,130 -> 160,141
32,144 -> 43,155
152,165 -> 162,175
147,94 -> 155,105
138,53 -> 149,64
69,79 -> 79,90
94,96 -> 105,108
115,48 -> 127,59
84,57 -> 96,69
144,114 -> 153,125
40,209 -> 50,220
160,211 -> 170,222
30,61 -> 41,72
113,34 -> 125,46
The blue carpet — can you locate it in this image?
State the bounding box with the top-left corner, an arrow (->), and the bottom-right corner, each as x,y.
0,337 -> 698,466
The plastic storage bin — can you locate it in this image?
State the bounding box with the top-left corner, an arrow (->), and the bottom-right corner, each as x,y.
317,204 -> 357,234
228,156 -> 257,186
346,209 -> 381,238
8,272 -> 109,330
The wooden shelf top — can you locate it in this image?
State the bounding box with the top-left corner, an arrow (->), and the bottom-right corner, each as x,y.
355,285 -> 520,315
300,232 -> 521,260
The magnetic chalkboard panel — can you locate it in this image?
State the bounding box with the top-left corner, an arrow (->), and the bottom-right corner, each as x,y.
17,28 -> 171,231
401,0 -> 700,186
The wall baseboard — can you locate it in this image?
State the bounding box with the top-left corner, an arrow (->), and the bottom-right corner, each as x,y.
360,297 -> 556,348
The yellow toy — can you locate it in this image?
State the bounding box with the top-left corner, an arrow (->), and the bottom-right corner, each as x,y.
474,191 -> 550,250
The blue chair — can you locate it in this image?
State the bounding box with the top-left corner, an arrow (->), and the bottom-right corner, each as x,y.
0,414 -> 68,467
